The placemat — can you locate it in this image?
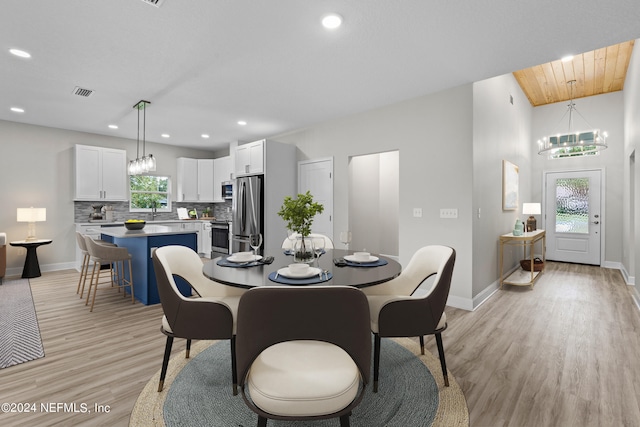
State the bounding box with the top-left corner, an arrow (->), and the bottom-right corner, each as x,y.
268,271 -> 332,285
344,258 -> 389,268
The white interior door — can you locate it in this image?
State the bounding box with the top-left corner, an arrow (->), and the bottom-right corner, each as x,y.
544,169 -> 602,265
298,158 -> 333,241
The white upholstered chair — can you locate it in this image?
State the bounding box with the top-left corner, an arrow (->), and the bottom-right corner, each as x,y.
152,245 -> 245,393
236,286 -> 371,427
362,245 -> 456,392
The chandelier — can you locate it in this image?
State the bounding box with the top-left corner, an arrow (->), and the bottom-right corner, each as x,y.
128,100 -> 156,175
537,80 -> 608,159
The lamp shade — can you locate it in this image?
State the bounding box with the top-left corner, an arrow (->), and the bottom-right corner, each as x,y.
17,207 -> 46,222
522,203 -> 541,215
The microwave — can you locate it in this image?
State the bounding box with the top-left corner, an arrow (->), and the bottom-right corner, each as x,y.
222,181 -> 233,200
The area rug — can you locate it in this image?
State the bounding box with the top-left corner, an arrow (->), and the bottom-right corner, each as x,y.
0,279 -> 45,369
131,337 -> 468,427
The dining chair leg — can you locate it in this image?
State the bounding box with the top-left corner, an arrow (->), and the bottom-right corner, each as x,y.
434,332 -> 449,387
257,415 -> 268,427
419,335 -> 425,355
340,414 -> 351,427
373,333 -> 381,393
158,335 -> 174,392
231,336 -> 238,396
185,339 -> 191,358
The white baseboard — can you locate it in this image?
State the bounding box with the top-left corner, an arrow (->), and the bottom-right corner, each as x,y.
6,261 -> 77,279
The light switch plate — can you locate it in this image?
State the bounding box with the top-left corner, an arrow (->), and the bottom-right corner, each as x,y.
440,208 -> 458,219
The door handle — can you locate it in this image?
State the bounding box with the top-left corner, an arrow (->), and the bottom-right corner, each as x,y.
592,221 -> 599,225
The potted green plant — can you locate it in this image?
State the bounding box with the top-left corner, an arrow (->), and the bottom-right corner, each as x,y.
277,191 -> 324,261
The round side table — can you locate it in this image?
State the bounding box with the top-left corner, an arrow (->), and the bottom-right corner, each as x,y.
10,239 -> 52,278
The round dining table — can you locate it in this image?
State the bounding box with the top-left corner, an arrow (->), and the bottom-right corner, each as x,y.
203,248 -> 401,289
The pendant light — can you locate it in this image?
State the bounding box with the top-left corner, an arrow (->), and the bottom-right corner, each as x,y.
128,100 -> 156,175
537,80 -> 607,159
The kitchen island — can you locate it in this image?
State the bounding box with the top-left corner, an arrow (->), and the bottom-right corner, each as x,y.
99,225 -> 197,305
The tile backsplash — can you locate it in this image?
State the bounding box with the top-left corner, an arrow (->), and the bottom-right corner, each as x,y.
74,201 -> 232,223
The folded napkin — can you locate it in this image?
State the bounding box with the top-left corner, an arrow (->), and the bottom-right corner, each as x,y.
217,256 -> 274,268
268,271 -> 332,285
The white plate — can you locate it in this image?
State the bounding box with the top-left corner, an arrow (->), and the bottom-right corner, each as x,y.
227,254 -> 262,263
344,254 -> 379,263
277,266 -> 321,279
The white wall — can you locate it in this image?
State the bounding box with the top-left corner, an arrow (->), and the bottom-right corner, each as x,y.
531,92 -> 625,267
623,38 -> 640,291
472,74 -> 533,299
0,120 -> 216,273
275,84 -> 475,307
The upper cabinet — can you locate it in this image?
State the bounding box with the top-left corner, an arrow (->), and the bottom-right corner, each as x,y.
234,139 -> 264,177
177,158 -> 215,202
75,144 -> 128,201
213,156 -> 233,202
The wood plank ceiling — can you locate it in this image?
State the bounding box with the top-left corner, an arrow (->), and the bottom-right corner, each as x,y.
513,40 -> 635,107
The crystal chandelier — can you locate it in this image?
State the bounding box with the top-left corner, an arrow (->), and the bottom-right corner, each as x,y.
537,80 -> 608,159
128,100 -> 156,175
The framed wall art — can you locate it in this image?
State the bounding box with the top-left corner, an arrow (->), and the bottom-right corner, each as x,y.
502,160 -> 519,211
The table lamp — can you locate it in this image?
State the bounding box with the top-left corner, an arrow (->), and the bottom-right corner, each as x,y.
17,207 -> 46,241
522,203 -> 541,232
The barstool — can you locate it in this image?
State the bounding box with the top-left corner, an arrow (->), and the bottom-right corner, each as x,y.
75,232 -> 117,298
84,235 -> 135,312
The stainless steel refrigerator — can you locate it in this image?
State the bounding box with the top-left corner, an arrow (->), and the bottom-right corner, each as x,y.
232,175 -> 264,253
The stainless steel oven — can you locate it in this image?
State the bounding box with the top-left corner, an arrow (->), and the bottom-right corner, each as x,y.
211,220 -> 230,258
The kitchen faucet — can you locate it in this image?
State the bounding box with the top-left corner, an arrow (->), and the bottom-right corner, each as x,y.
151,203 -> 157,220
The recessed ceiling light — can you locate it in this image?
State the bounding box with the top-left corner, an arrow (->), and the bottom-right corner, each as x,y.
108,124 -> 118,129
10,107 -> 25,113
201,134 -> 210,139
237,120 -> 247,126
561,55 -> 574,63
322,13 -> 343,29
9,48 -> 31,58
161,134 -> 170,138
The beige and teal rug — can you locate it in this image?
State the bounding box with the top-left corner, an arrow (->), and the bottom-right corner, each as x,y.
131,337 -> 468,426
0,279 -> 45,369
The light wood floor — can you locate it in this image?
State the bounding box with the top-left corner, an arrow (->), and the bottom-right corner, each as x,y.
1,262 -> 639,426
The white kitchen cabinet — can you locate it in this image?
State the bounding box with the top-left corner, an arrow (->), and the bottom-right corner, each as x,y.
75,144 -> 128,201
177,158 -> 215,202
197,159 -> 214,202
234,139 -> 264,177
213,156 -> 233,202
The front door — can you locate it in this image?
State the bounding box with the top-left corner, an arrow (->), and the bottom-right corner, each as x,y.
544,169 -> 602,265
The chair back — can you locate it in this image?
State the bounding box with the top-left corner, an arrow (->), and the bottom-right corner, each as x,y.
84,235 -> 129,261
76,231 -> 88,252
153,245 -> 234,339
379,245 -> 456,336
236,286 -> 371,388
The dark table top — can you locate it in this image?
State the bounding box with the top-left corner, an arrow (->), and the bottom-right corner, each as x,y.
203,248 -> 401,289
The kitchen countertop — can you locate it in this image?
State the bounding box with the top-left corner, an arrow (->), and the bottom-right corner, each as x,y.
98,225 -> 199,238
75,219 -> 216,226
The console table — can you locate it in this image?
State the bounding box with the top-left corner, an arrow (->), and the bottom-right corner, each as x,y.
499,230 -> 545,289
10,239 -> 53,278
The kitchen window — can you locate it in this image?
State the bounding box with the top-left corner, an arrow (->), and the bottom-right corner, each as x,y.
129,175 -> 172,212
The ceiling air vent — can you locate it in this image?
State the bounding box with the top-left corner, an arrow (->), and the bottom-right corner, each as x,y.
139,0 -> 165,7
72,86 -> 94,98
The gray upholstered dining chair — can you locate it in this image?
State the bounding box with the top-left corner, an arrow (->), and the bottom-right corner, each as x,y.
152,245 -> 245,393
83,235 -> 135,312
236,286 -> 371,427
362,245 -> 456,392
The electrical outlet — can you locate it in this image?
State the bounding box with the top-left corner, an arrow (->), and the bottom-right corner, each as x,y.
440,208 -> 458,219
413,208 -> 422,218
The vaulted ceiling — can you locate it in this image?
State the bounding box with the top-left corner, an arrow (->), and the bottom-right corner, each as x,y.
513,40 -> 635,107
